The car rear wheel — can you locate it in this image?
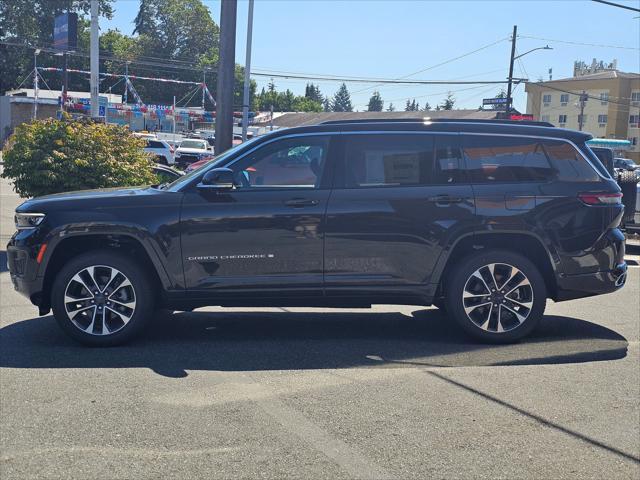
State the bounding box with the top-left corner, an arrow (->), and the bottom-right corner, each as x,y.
51,251 -> 154,346
445,250 -> 546,343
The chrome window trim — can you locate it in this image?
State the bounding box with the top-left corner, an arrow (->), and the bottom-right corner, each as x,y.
188,129 -> 607,185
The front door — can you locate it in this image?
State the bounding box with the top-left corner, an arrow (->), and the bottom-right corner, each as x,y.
324,133 -> 476,298
180,134 -> 334,296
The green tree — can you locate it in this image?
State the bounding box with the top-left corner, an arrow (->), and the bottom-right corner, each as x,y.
423,102 -> 431,111
293,96 -> 323,112
323,97 -> 331,112
405,99 -> 412,111
331,83 -> 353,112
1,117 -> 156,198
0,0 -> 114,95
441,92 -> 455,110
304,83 -> 323,103
387,102 -> 395,112
367,91 -> 384,112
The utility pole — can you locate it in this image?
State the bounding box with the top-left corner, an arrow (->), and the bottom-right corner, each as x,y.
215,0 -> 238,155
124,62 -> 129,104
62,52 -> 69,112
172,95 -> 176,145
33,49 -> 40,120
505,25 -> 517,117
578,90 -> 587,131
202,67 -> 206,111
90,0 -> 100,118
241,0 -> 254,142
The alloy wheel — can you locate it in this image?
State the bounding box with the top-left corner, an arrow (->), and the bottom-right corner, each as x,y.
64,265 -> 137,336
462,263 -> 533,333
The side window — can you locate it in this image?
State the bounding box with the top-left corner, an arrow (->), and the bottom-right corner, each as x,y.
233,136 -> 329,189
434,136 -> 465,184
147,140 -> 164,149
463,136 -> 553,183
343,134 -> 434,187
543,140 -> 600,182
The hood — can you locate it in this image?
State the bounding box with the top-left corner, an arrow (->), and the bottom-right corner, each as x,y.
16,186 -> 160,213
176,147 -> 209,154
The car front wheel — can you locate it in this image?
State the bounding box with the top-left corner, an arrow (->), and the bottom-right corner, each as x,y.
51,251 -> 154,346
445,250 -> 546,343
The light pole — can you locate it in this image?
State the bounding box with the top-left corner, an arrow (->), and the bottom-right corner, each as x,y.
242,0 -> 254,142
33,49 -> 41,120
505,24 -> 552,115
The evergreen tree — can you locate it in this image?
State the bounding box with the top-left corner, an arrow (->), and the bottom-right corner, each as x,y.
423,102 -> 431,111
441,92 -> 455,110
323,97 -> 332,112
305,83 -> 323,103
331,83 -> 353,112
410,99 -> 417,111
268,80 -> 276,92
387,103 -> 395,112
366,91 -> 384,112
405,99 -> 412,111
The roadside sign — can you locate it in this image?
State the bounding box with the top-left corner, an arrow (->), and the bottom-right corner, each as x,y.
483,97 -> 508,106
53,13 -> 78,51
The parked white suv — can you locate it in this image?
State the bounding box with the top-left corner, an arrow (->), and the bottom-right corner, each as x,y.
144,139 -> 175,165
174,139 -> 213,167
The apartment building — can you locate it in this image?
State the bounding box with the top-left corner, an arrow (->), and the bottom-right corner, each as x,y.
525,61 -> 640,162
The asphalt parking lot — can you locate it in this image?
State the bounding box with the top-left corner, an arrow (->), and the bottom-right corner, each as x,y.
1,174 -> 639,479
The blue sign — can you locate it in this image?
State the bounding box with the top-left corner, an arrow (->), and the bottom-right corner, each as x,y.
53,13 -> 78,50
483,97 -> 508,106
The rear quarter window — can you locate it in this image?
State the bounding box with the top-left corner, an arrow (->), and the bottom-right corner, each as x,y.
543,140 -> 601,182
147,140 -> 165,149
462,136 -> 553,183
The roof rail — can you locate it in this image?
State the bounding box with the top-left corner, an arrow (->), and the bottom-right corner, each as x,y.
320,118 -> 555,128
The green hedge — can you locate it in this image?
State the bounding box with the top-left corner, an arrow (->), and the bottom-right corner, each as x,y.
1,117 -> 157,198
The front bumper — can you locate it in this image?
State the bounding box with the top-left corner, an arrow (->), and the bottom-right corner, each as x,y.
7,229 -> 47,309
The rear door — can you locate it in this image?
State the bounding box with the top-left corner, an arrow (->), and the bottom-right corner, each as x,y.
324,133 -> 476,298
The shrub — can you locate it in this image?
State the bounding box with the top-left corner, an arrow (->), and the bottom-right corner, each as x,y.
1,117 -> 157,198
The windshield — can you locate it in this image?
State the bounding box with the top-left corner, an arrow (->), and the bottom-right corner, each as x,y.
179,140 -> 207,149
165,136 -> 261,192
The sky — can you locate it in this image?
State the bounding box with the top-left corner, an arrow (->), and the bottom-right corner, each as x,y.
102,0 -> 640,112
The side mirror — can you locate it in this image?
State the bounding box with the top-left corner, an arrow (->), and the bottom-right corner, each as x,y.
197,168 -> 235,191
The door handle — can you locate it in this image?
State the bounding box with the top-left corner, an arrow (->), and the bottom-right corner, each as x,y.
427,194 -> 464,205
284,198 -> 319,208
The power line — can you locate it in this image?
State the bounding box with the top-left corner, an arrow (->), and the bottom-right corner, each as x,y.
351,36 -> 510,94
591,0 -> 640,13
250,71 -> 518,85
519,34 -> 640,51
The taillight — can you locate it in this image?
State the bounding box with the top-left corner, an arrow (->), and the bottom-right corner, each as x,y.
578,192 -> 623,205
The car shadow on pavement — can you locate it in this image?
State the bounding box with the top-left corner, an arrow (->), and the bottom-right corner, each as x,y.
0,251 -> 7,273
0,309 -> 628,378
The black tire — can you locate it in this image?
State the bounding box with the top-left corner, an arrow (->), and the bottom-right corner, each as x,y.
51,251 -> 155,346
444,250 -> 546,343
616,169 -> 638,184
616,170 -> 639,226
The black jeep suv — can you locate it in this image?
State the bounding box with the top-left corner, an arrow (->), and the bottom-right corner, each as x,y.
7,119 -> 627,346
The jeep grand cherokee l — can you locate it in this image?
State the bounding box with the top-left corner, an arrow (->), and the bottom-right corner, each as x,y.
7,119 -> 627,346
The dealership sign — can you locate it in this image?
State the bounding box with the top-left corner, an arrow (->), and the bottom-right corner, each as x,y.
53,13 -> 78,50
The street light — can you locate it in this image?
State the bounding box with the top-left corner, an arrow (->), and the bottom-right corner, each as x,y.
514,45 -> 553,61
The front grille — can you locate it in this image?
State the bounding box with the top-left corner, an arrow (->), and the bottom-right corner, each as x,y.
178,154 -> 199,164
7,249 -> 26,276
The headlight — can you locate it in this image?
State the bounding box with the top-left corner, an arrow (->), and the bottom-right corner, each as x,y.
15,213 -> 45,230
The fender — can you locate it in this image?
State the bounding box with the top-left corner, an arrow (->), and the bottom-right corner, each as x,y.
38,221 -> 180,291
429,227 -> 560,289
